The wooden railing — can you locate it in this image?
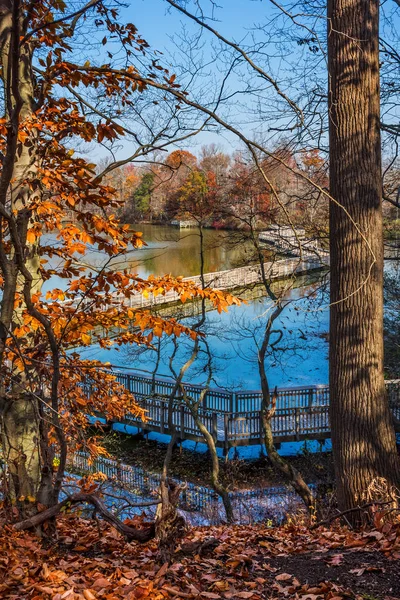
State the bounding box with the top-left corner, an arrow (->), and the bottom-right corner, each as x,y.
115,372 -> 331,413
110,253 -> 329,310
68,452 -> 301,521
87,372 -> 400,450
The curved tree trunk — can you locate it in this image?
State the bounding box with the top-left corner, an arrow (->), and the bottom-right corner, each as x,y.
328,0 -> 400,521
194,417 -> 234,523
258,305 -> 316,515
155,389 -> 187,563
260,385 -> 315,514
261,407 -> 315,513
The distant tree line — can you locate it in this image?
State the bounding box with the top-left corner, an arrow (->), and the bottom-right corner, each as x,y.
106,145 -> 329,232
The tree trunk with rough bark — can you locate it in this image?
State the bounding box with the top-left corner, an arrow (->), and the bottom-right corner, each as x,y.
0,1 -> 62,517
194,417 -> 234,523
328,0 -> 400,521
0,0 -> 44,514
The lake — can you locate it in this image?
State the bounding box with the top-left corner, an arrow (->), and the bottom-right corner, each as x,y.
71,224 -> 330,390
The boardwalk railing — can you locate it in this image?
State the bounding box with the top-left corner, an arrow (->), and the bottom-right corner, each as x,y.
111,253 -> 329,310
116,372 -> 331,413
87,372 -> 400,451
68,452 -> 303,523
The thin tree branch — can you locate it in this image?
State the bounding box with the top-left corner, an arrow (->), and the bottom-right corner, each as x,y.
21,0 -> 102,44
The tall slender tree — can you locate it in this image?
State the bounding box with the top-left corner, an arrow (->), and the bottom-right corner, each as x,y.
327,0 -> 400,517
0,0 -> 237,525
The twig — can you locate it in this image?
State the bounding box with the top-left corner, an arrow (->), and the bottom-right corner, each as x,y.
311,500 -> 395,529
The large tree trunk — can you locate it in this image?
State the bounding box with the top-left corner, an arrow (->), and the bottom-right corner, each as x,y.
0,1 -> 52,515
327,0 -> 400,520
1,394 -> 41,504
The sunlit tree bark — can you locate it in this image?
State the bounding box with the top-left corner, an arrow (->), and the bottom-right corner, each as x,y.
328,0 -> 400,520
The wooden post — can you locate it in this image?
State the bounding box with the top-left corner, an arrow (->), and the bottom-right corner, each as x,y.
160,402 -> 165,434
295,407 -> 300,441
229,393 -> 234,413
224,413 -> 229,455
308,387 -> 314,408
212,412 -> 218,443
180,405 -> 185,440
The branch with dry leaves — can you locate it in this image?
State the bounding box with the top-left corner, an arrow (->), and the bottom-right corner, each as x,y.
14,492 -> 155,543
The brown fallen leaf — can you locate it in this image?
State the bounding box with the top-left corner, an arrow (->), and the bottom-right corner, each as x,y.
325,554 -> 344,565
275,573 -> 293,582
350,567 -> 365,576
155,562 -> 169,579
92,577 -> 111,589
162,586 -> 192,598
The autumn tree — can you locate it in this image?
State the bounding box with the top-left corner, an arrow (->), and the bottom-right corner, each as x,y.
328,0 -> 400,517
199,144 -> 230,185
0,0 -> 237,531
227,153 -> 274,228
161,150 -> 198,218
171,168 -> 221,224
121,170 -> 154,222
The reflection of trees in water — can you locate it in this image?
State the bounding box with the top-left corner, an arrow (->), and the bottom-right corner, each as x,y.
122,314 -> 231,389
118,222 -> 329,390
121,273 -> 329,391
224,278 -> 329,386
122,225 -> 257,277
55,224 -> 285,283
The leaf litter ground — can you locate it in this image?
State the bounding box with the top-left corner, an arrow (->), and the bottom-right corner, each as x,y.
0,516 -> 399,600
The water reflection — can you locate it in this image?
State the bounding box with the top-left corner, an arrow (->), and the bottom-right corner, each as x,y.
82,224 -> 257,278
50,224 -> 329,388
79,278 -> 330,390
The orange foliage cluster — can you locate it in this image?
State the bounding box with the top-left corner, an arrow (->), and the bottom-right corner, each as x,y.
1,517 -> 400,599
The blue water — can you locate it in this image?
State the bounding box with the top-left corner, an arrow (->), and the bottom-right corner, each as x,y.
78,281 -> 330,391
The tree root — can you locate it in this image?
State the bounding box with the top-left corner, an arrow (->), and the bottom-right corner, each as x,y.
178,537 -> 220,557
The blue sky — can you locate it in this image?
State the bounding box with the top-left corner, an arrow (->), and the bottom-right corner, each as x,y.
88,0 -> 399,163
92,0 -> 299,160
123,0 -> 275,49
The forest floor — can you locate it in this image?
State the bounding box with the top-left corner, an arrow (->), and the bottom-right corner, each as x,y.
1,516 -> 399,600
99,430 -> 334,491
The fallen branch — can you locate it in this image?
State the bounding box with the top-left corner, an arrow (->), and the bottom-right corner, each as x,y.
14,493 -> 155,542
311,500 -> 395,529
